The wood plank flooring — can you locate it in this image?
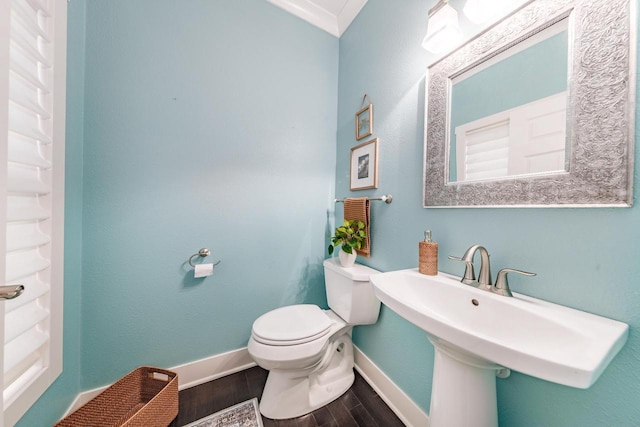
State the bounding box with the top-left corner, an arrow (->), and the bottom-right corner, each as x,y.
169,366 -> 406,426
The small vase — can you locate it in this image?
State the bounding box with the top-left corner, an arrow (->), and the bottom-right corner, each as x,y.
339,248 -> 357,268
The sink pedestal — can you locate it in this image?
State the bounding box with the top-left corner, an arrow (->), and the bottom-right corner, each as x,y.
430,340 -> 500,427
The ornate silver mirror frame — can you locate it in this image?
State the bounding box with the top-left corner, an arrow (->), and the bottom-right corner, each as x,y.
423,0 -> 636,207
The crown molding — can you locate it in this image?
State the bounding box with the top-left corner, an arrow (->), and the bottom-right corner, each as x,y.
266,0 -> 367,37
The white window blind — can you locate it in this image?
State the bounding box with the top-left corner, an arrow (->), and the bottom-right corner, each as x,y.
456,120 -> 510,182
1,0 -> 65,424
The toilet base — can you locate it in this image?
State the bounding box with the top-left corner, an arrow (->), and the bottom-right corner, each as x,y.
259,335 -> 354,420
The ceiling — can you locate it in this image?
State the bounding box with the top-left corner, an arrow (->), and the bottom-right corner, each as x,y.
266,0 -> 368,37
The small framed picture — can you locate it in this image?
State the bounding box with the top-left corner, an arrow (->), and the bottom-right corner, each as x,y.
355,103 -> 373,140
350,138 -> 379,190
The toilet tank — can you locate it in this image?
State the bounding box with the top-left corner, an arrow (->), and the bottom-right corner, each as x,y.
323,258 -> 381,325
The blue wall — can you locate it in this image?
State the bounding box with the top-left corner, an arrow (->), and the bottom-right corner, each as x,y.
341,0 -> 640,425
78,0 -> 338,390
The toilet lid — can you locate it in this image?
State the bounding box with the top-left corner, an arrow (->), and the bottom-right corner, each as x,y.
252,304 -> 333,346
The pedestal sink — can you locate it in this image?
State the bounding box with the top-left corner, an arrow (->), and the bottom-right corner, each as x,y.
370,270 -> 628,427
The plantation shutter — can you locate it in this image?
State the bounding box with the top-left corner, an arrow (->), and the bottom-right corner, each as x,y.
455,120 -> 510,182
1,0 -> 65,424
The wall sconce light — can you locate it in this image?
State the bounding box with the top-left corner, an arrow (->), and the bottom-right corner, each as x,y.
422,0 -> 463,54
463,0 -> 511,24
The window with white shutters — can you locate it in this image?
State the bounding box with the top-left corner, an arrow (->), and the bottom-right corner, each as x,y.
454,92 -> 567,183
1,0 -> 66,424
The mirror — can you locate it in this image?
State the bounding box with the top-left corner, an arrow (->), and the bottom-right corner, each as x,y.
424,0 -> 635,207
449,19 -> 569,183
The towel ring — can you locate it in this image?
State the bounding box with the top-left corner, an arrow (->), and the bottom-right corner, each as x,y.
188,248 -> 211,267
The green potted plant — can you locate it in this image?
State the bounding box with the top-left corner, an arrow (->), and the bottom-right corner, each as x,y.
328,219 -> 367,267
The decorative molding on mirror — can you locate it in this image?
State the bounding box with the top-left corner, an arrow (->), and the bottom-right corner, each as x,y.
423,0 -> 636,207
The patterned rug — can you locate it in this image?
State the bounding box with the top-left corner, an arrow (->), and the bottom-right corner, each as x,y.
184,398 -> 264,427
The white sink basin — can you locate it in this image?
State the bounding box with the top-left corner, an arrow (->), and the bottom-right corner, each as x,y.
370,269 -> 628,427
371,269 -> 628,387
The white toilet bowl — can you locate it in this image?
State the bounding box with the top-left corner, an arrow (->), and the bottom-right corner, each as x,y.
247,259 -> 381,420
248,306 -> 354,419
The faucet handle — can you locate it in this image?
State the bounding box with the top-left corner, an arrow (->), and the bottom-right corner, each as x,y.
494,268 -> 536,297
448,255 -> 476,285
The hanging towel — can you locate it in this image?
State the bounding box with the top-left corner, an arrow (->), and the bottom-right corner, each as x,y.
343,197 -> 371,258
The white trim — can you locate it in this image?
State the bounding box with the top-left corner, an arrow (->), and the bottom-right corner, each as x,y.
335,0 -> 368,36
172,347 -> 256,390
354,345 -> 430,427
265,0 -> 367,37
63,345 -> 429,426
48,0 -> 67,390
63,348 -> 256,416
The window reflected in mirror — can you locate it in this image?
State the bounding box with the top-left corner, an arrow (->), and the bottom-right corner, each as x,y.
448,19 -> 569,183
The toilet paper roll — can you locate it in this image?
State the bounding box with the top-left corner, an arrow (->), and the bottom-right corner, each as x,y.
194,263 -> 214,278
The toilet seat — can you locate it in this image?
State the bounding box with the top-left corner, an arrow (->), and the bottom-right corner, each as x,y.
252,304 -> 333,346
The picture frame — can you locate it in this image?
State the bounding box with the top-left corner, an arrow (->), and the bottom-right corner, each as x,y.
355,103 -> 373,140
350,138 -> 379,190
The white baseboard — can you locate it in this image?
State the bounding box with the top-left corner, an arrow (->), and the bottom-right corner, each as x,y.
64,345 -> 429,426
354,345 -> 430,427
64,347 -> 256,416
171,347 -> 256,390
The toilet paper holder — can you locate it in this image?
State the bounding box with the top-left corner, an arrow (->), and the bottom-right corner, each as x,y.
188,248 -> 221,268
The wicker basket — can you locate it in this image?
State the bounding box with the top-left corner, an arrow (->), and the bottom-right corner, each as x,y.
55,366 -> 178,427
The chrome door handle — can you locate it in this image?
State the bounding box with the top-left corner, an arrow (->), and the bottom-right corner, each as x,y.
0,284 -> 24,300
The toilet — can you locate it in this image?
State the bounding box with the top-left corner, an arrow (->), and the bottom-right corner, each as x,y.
247,258 -> 381,419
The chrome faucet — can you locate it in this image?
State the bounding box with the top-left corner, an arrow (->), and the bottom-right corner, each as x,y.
449,245 -> 536,297
448,245 -> 493,291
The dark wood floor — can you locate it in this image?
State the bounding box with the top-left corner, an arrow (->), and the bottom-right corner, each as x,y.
169,366 -> 406,426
